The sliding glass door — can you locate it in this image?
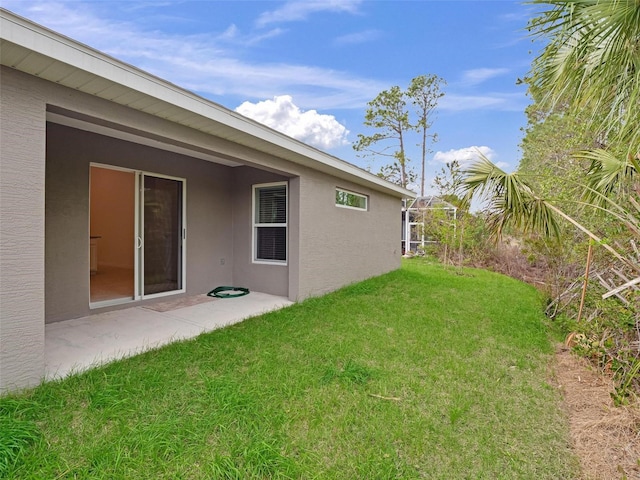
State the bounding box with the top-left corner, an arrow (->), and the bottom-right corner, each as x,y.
90,166 -> 185,307
142,174 -> 184,296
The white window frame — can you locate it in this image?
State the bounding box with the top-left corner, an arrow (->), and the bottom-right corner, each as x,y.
252,181 -> 288,265
335,187 -> 368,211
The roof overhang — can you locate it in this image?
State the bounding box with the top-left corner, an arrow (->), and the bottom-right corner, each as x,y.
0,8 -> 415,199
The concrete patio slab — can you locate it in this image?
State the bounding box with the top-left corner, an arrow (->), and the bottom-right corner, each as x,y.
45,292 -> 293,380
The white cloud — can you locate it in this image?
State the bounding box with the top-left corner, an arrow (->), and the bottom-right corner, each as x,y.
235,95 -> 350,150
217,23 -> 285,46
439,93 -> 525,112
256,0 -> 362,27
333,29 -> 382,46
433,146 -> 496,166
460,68 -> 510,86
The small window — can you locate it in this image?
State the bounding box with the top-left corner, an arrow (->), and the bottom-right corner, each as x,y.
336,188 -> 368,210
253,182 -> 287,264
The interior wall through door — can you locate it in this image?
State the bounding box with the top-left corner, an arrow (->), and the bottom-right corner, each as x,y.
89,166 -> 136,304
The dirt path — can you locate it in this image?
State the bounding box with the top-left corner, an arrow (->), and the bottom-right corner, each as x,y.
553,346 -> 640,479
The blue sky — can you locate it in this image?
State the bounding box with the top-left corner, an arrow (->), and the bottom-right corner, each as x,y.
2,0 -> 543,194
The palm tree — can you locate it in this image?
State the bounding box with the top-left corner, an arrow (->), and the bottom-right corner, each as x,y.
528,0 -> 640,149
462,0 -> 640,249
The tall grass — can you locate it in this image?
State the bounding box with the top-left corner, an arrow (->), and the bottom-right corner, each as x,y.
0,260 -> 580,479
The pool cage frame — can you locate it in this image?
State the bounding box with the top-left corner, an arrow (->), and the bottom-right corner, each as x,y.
402,196 -> 458,254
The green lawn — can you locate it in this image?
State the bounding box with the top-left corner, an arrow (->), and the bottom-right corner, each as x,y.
1,260 -> 580,479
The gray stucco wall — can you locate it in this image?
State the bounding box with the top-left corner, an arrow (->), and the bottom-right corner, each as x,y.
0,67 -> 46,392
295,170 -> 401,300
229,164 -> 401,301
231,167 -> 290,297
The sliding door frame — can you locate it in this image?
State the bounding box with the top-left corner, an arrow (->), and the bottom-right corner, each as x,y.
139,171 -> 187,300
89,163 -> 187,309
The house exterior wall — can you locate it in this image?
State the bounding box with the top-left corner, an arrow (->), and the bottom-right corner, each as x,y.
231,167 -> 290,297
0,66 -> 46,392
295,171 -> 401,300
227,162 -> 401,301
231,165 -> 402,301
45,124 -> 92,322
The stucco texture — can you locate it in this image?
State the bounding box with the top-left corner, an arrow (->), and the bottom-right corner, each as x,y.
0,66 -> 46,391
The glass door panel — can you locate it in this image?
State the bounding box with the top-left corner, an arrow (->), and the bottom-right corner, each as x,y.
142,175 -> 184,296
89,166 -> 136,304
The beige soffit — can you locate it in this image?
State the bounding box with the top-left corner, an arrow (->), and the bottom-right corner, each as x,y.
0,8 -> 415,199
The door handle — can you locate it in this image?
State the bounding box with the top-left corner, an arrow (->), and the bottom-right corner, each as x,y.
136,236 -> 142,248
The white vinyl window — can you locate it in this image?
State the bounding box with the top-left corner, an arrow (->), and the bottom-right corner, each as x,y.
336,188 -> 368,211
253,182 -> 288,264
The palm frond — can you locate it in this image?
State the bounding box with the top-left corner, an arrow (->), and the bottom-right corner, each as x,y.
582,148 -> 637,204
461,152 -> 561,241
524,198 -> 562,239
462,153 -> 639,271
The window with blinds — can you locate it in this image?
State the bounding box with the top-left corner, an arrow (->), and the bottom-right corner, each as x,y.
253,182 -> 288,263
